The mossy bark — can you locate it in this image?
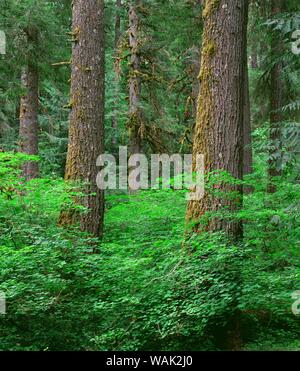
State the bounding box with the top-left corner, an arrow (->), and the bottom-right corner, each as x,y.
186,0 -> 248,238
128,2 -> 142,156
59,0 -> 105,238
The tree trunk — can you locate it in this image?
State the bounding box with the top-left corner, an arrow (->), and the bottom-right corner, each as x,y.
112,0 -> 122,151
128,2 -> 142,156
59,0 -> 105,238
243,12 -> 253,179
250,43 -> 258,69
184,47 -> 200,138
19,27 -> 39,181
191,47 -> 201,120
186,0 -> 248,239
268,0 -> 284,193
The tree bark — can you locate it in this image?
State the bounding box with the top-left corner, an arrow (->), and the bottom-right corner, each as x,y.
186,0 -> 248,239
128,1 -> 142,156
59,0 -> 105,238
19,27 -> 39,181
268,0 -> 284,193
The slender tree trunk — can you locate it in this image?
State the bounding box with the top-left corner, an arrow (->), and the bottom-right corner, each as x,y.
128,1 -> 142,156
184,47 -> 200,129
250,44 -> 258,69
191,47 -> 201,120
243,63 -> 252,176
186,0 -> 248,239
243,13 -> 253,179
114,0 -> 122,59
19,27 -> 39,181
59,0 -> 105,238
268,0 -> 284,193
112,0 -> 122,151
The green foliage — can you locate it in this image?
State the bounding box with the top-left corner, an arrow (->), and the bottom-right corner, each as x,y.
0,151 -> 299,351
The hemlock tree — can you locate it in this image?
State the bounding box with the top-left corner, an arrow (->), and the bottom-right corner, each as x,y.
59,0 -> 105,237
1,0 -> 71,173
186,0 -> 249,238
19,26 -> 39,180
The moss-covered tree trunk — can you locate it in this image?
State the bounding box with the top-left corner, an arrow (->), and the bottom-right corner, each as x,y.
59,0 -> 105,237
19,27 -> 39,181
268,0 -> 284,193
186,0 -> 248,239
128,1 -> 142,156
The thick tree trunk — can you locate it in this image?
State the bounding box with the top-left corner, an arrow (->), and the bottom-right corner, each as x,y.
19,28 -> 39,181
59,0 -> 105,238
268,0 -> 284,193
128,2 -> 142,156
112,0 -> 122,150
186,0 -> 248,239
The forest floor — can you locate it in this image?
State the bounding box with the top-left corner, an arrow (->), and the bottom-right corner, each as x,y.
0,156 -> 299,350
104,190 -> 300,351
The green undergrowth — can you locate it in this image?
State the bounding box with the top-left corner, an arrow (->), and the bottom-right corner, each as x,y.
0,153 -> 299,351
